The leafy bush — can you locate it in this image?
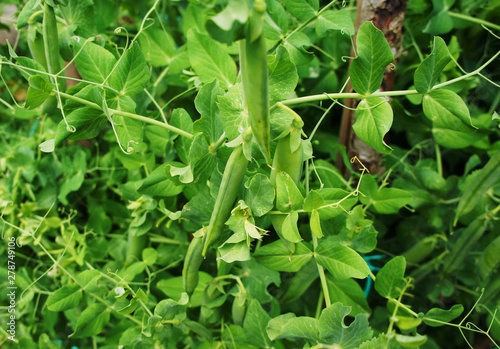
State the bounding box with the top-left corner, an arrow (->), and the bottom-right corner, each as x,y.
1,0 -> 499,348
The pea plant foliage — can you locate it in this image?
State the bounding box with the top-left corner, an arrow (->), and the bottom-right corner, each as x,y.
1,0 -> 500,348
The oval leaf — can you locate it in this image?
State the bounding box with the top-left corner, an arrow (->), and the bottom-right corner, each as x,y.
315,242 -> 370,279
46,284 -> 82,312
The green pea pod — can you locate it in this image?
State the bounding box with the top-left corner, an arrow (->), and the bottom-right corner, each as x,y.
241,0 -> 270,162
478,234 -> 500,280
402,235 -> 439,265
270,127 -> 304,250
183,235 -> 204,296
454,151 -> 500,226
232,294 -> 246,326
202,144 -> 248,256
442,214 -> 489,276
43,2 -> 65,92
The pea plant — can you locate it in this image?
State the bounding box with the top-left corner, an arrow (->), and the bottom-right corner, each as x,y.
1,0 -> 500,348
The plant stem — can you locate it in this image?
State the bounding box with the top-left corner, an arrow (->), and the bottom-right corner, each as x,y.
312,235 -> 331,308
57,91 -> 194,139
448,12 -> 500,31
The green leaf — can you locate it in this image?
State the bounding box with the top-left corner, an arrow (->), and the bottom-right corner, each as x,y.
315,241 -> 370,279
60,0 -> 95,37
17,0 -> 42,29
395,316 -> 422,331
281,211 -> 302,243
317,189 -> 358,220
74,39 -> 117,84
138,25 -> 177,67
454,151 -> 500,225
316,9 -> 355,37
138,165 -> 184,197
245,174 -> 275,217
319,303 -> 373,347
109,42 -> 150,96
188,134 -> 217,182
375,256 -> 406,298
414,37 -> 452,94
170,108 -> 194,164
395,334 -> 428,348
284,31 -> 314,65
187,29 -> 237,89
371,188 -> 413,214
423,89 -> 475,134
423,304 -> 464,327
142,247 -> 158,266
350,22 -> 394,96
25,75 -> 54,109
70,303 -> 110,338
326,276 -> 370,316
254,241 -> 313,272
205,0 -> 249,44
268,46 -> 299,104
157,272 -> 213,308
218,241 -> 251,263
310,210 -> 323,238
217,83 -> 246,141
353,97 -> 393,154
110,95 -> 142,153
303,190 -> 325,212
276,172 -> 304,212
243,299 -> 272,347
55,107 -> 107,147
76,270 -> 101,292
46,284 -> 82,312
193,80 -> 225,144
424,0 -> 454,35
282,0 -> 319,21
266,313 -> 320,341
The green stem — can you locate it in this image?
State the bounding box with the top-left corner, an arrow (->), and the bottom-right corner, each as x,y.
278,49 -> 500,107
312,235 -> 331,308
448,12 -> 500,31
435,143 -> 443,177
57,91 -> 194,139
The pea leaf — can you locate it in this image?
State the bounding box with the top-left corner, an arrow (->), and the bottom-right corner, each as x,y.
353,97 -> 393,154
319,303 -> 373,346
303,190 -> 325,212
317,189 -> 358,220
315,241 -> 370,279
284,31 -> 314,65
371,188 -> 413,214
138,25 -> 177,67
375,256 -> 406,299
267,313 -> 320,341
422,304 -> 464,327
245,174 -> 275,217
46,284 -> 82,312
276,171 -> 304,212
326,276 -> 370,316
157,272 -> 213,308
350,22 -> 394,96
109,41 -> 150,96
254,241 -> 313,272
414,37 -> 452,94
55,107 -> 107,147
74,39 -> 117,84
423,89 -> 475,132
316,8 -> 355,37
243,299 -> 273,347
25,75 -> 54,109
76,270 -> 101,292
205,0 -> 249,44
395,334 -> 428,347
282,0 -> 319,21
193,80 -> 225,144
310,210 -> 323,238
281,211 -> 302,243
70,303 -> 110,338
268,46 -> 299,104
187,29 -> 236,89
109,95 -> 142,153
217,83 -> 246,141
138,165 -> 184,197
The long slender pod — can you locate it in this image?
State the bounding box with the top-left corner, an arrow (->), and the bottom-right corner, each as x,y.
241,0 -> 271,162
